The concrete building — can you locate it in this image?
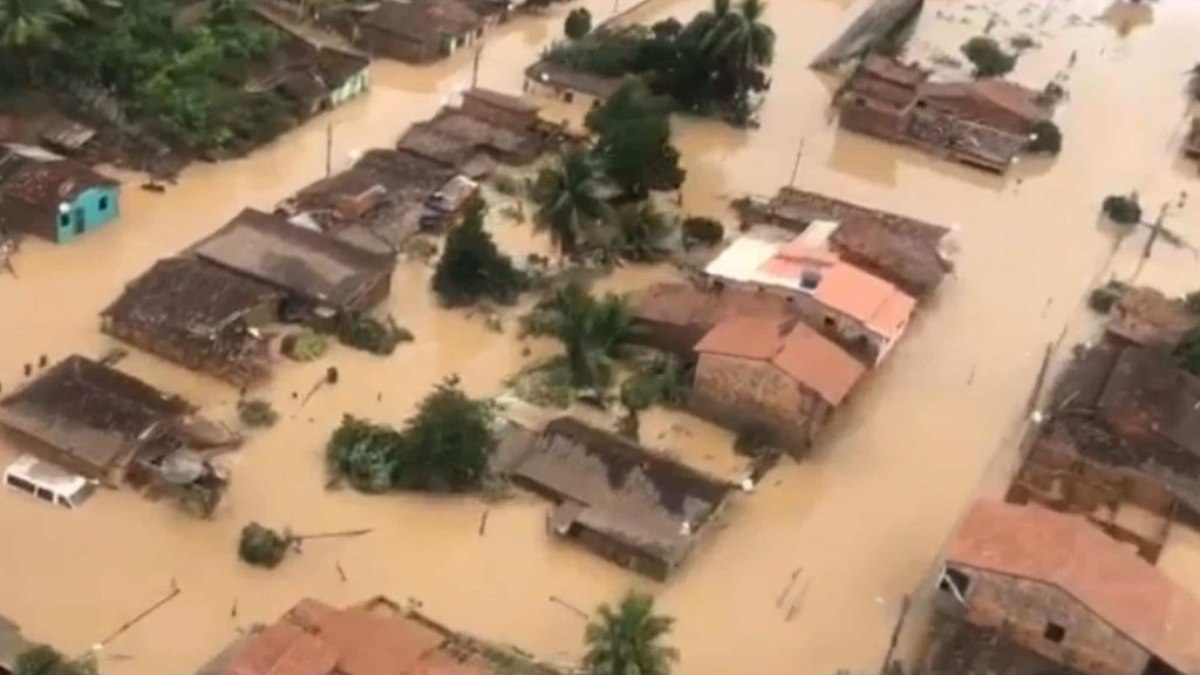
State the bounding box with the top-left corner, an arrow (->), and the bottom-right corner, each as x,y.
0,144 -> 119,243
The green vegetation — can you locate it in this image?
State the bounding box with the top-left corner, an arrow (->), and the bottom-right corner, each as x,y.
610,202 -> 674,263
2,0 -> 310,154
336,314 -> 413,355
1088,284 -> 1123,313
565,7 -> 592,40
532,148 -> 614,257
238,399 -> 279,428
583,591 -> 678,675
326,381 -> 495,493
961,36 -> 1017,78
587,80 -> 686,197
543,0 -> 776,125
1102,194 -> 1142,225
1185,291 -> 1200,314
282,329 -> 329,361
1027,119 -> 1063,155
681,216 -> 725,247
524,282 -> 634,390
1176,327 -> 1200,377
238,522 -> 292,568
14,646 -> 97,675
620,354 -> 688,411
433,197 -> 527,307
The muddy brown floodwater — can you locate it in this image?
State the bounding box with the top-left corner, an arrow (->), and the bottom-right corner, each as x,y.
2,0 -> 1199,673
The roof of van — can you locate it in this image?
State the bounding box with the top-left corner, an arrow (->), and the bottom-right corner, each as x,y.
5,453 -> 90,495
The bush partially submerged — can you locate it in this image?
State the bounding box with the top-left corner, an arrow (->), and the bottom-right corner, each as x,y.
681,217 -> 725,248
432,197 -> 527,307
1102,194 -> 1142,225
239,522 -> 292,568
238,399 -> 279,428
282,330 -> 329,361
565,7 -> 592,40
337,314 -> 413,355
15,645 -> 98,675
1027,120 -> 1062,155
961,36 -> 1017,78
620,355 -> 689,411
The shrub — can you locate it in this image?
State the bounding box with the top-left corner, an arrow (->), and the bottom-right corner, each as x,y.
282,330 -> 328,361
565,8 -> 593,40
1088,286 -> 1121,314
681,217 -> 725,247
238,522 -> 291,568
1027,120 -> 1062,155
620,355 -> 688,411
337,315 -> 412,355
961,36 -> 1017,78
238,399 -> 278,428
1102,194 -> 1142,225
432,197 -> 526,306
14,645 -> 97,675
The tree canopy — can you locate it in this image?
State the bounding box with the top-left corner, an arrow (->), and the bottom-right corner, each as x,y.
432,196 -> 526,306
14,645 -> 97,675
532,148 -> 614,256
565,7 -> 592,40
526,283 -> 634,390
583,591 -> 678,675
586,80 -> 686,197
326,381 -> 495,493
961,36 -> 1017,78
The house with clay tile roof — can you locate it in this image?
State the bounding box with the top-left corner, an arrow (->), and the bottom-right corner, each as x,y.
939,501 -> 1200,675
703,226 -> 916,364
0,144 -> 119,243
690,315 -> 866,455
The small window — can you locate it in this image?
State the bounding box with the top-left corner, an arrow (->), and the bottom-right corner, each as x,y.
35,487 -> 54,503
99,196 -> 109,210
1044,622 -> 1066,644
6,474 -> 36,494
563,91 -> 574,103
59,213 -> 71,227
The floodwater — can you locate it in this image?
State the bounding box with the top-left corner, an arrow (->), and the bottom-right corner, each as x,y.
1,0 -> 1199,673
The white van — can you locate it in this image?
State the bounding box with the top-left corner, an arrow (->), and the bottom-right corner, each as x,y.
3,454 -> 96,509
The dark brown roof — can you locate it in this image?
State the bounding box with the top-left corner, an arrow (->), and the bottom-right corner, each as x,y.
190,208 -> 395,310
216,597 -> 496,675
1107,286 -> 1199,349
0,146 -> 117,210
948,501 -> 1200,675
506,417 -> 732,566
630,282 -> 797,332
363,0 -> 482,41
917,79 -> 1049,128
463,88 -> 539,115
525,62 -> 628,99
1097,347 -> 1200,459
0,355 -> 191,477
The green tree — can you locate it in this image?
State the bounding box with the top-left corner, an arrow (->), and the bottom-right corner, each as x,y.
1176,327 -> 1200,377
961,36 -> 1017,78
1102,193 -> 1141,225
531,283 -> 633,389
326,415 -> 404,493
587,80 -> 685,197
583,591 -> 678,675
238,522 -> 292,568
392,381 -> 494,491
701,0 -> 775,108
610,201 -> 674,262
15,645 -> 97,675
432,196 -> 526,306
565,7 -> 591,40
0,0 -> 76,78
681,216 -> 724,247
532,148 -> 613,256
1027,119 -> 1062,154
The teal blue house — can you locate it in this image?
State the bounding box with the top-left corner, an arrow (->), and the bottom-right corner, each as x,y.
0,145 -> 120,244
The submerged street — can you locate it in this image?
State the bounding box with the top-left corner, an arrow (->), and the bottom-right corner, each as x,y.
1,0 -> 1198,673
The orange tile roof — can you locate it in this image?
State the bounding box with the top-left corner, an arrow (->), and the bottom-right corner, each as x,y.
695,318 -> 864,406
947,501 -> 1200,675
814,263 -> 914,339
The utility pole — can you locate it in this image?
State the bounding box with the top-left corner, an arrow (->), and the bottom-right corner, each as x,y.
324,123 -> 333,177
471,43 -> 484,89
788,137 -> 805,187
1142,202 -> 1169,260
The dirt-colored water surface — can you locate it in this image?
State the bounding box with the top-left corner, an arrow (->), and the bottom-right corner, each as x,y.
1,0 -> 1198,673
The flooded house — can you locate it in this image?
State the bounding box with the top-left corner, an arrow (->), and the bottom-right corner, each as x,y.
348,0 -> 485,63
936,500 -> 1200,675
495,416 -> 734,580
459,88 -> 543,131
196,595 -> 557,675
704,226 -> 916,364
0,144 -> 119,244
279,148 -> 459,252
1105,286 -> 1199,350
1007,342 -> 1200,563
248,13 -> 371,116
524,61 -> 628,107
190,208 -> 396,319
734,186 -> 954,298
629,282 -> 799,359
691,316 -> 866,454
102,257 -> 283,386
0,355 -> 231,515
838,56 -> 1052,173
396,99 -> 554,178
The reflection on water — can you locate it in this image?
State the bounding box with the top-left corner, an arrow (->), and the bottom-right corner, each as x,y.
1,1 -> 1199,674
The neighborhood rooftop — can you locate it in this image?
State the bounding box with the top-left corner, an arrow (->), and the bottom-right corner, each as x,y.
190,208 -> 395,311
948,501 -> 1200,675
629,282 -> 798,355
0,355 -> 191,480
1106,286 -> 1199,349
525,61 -> 629,100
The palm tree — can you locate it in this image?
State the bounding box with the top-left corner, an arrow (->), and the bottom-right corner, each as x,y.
531,147 -> 613,257
703,0 -> 776,93
583,591 -> 678,675
0,0 -> 87,80
534,282 -> 632,390
611,202 -> 673,263
680,0 -> 731,45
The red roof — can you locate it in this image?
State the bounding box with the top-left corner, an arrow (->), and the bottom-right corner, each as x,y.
219,598 -> 495,675
948,501 -> 1200,675
695,317 -> 865,405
